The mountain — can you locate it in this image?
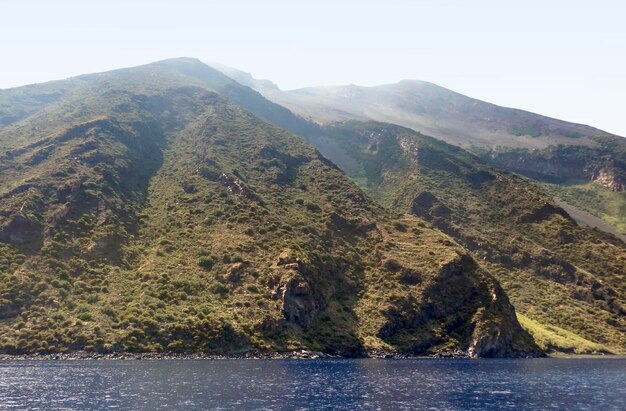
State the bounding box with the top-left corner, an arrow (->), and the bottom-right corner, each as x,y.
234,75 -> 625,235
0,58 -> 313,141
0,58 -> 540,357
0,59 -> 624,356
262,80 -> 618,150
306,121 -> 626,353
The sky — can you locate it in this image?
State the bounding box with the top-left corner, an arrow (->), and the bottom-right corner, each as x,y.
2,0 -> 625,135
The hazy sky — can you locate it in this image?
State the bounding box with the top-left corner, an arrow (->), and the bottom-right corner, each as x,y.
2,0 -> 625,135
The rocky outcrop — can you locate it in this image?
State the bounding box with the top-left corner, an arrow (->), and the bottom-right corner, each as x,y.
468,278 -> 540,358
379,254 -> 542,357
484,147 -> 625,191
269,250 -> 323,328
276,274 -> 317,327
518,202 -> 574,224
218,173 -> 264,204
410,192 -> 451,219
592,168 -> 625,191
0,214 -> 43,251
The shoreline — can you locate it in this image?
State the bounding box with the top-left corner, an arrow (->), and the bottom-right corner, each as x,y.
1,349 -> 614,361
0,350 -> 441,361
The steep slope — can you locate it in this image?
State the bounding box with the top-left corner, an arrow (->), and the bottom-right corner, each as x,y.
0,58 -> 314,140
0,79 -> 77,127
254,76 -> 626,234
307,121 -> 626,354
263,80 -> 617,150
0,62 -> 538,357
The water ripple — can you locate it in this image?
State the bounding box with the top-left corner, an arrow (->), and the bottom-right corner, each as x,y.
0,358 -> 624,410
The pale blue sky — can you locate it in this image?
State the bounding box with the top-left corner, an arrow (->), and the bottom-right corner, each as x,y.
2,0 -> 625,135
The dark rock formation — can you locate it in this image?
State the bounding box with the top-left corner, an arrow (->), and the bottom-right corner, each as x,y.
410,192 -> 451,219
519,203 -> 574,224
379,254 -> 542,358
0,214 -> 43,251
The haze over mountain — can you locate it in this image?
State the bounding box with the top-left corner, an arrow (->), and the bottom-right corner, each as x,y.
0,58 -> 624,356
264,81 -> 619,149
215,65 -> 626,236
260,74 -> 624,181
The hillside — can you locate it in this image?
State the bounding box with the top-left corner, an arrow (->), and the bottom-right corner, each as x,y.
0,59 -> 539,357
244,74 -> 626,232
307,121 -> 626,354
261,80 -> 617,150
0,58 -> 314,142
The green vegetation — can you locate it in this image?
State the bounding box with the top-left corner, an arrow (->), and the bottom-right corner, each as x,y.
312,121 -> 626,354
544,182 -> 626,234
517,314 -> 614,354
197,256 -> 216,270
1,58 -> 623,357
508,124 -> 542,138
0,60 -> 538,357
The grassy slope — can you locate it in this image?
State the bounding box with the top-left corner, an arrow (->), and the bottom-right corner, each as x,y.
517,314 -> 614,354
0,64 -> 538,356
544,182 -> 626,235
311,121 -> 626,354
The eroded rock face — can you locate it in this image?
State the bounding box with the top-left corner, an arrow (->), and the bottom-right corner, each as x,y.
276,274 -> 318,327
485,149 -> 625,192
592,168 -> 625,192
270,250 -> 322,328
468,278 -> 539,358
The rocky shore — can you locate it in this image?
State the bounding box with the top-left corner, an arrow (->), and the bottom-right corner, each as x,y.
0,349 -> 486,361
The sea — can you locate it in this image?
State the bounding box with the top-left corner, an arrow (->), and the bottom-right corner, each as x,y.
0,357 -> 624,410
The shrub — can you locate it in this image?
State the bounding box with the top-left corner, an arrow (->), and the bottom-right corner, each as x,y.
392,221 -> 408,232
78,312 -> 93,322
101,305 -> 116,317
305,202 -> 321,213
197,256 -> 215,270
210,282 -> 228,296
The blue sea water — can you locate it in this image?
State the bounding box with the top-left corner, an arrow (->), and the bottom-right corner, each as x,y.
0,358 -> 624,410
